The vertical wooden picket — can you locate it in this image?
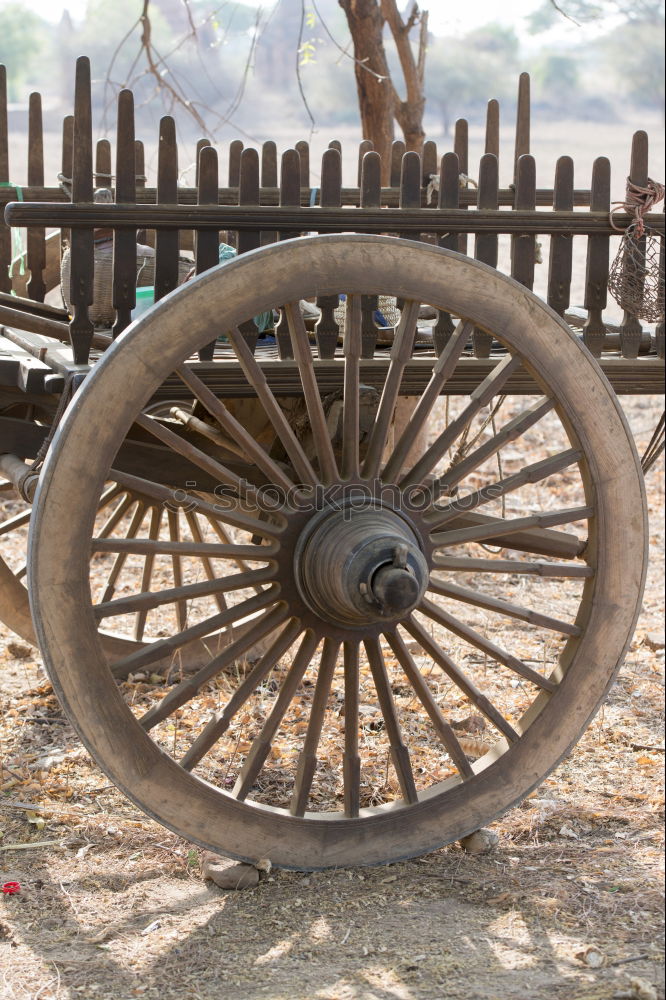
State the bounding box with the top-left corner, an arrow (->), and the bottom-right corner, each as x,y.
583,157 -> 610,356
547,156 -> 574,318
68,56 -> 95,364
112,89 -> 136,339
154,117 -> 179,303
26,92 -> 46,302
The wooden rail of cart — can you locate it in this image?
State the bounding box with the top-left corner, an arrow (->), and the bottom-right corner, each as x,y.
0,57 -> 663,870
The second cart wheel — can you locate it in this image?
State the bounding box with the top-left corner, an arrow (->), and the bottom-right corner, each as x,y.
29,235 -> 647,869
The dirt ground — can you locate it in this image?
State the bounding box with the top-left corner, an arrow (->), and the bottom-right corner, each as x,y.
0,395 -> 663,1000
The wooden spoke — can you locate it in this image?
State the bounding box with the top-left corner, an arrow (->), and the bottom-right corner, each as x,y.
431,505 -> 594,550
343,640 -> 361,818
176,364 -> 296,493
0,508 -> 32,536
226,327 -> 319,486
364,636 -> 419,804
381,319 -> 472,483
91,537 -> 276,559
140,602 -> 290,730
432,555 -> 593,578
184,510 -> 228,613
290,637 -> 340,816
114,584 -> 281,679
284,301 -> 338,484
94,566 -> 273,621
95,491 -> 135,539
97,483 -> 124,510
385,630 -> 474,779
342,294 -> 361,479
133,411 -> 265,508
428,577 -> 580,639
109,469 -> 281,539
429,449 -> 583,532
167,509 -> 187,630
100,501 -> 147,604
361,299 -> 421,479
438,510 -> 586,560
202,514 -> 267,593
180,618 -> 302,770
233,629 -> 319,801
401,354 -> 522,488
133,505 -> 162,641
420,596 -> 560,691
404,616 -> 520,743
433,397 -> 555,497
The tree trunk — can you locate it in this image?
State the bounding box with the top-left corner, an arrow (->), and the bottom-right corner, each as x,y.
339,1 -> 427,183
338,0 -> 395,178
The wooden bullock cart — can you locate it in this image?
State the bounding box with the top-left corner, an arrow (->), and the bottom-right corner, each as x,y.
0,58 -> 663,869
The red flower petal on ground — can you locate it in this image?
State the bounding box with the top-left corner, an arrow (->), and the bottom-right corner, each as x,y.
1,882 -> 21,895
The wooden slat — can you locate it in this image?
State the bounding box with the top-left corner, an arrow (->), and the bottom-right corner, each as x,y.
390,140 -> 405,187
95,138 -> 112,188
60,115 -> 74,252
315,147 -> 342,359
275,148 -> 301,359
360,150 -> 381,358
620,130 -> 648,359
454,118 -> 469,254
196,145 -> 220,362
237,146 -> 261,352
514,72 -> 530,184
548,155 -> 574,317
112,89 -> 136,339
12,202 -> 659,237
134,140 -> 146,192
260,140 -> 278,246
485,99 -> 500,159
154,116 -> 179,303
357,139 -> 373,185
228,139 -> 243,187
195,138 -> 211,187
68,55 -> 95,365
473,153 -> 499,358
0,67 -> 12,293
583,156 -> 611,357
295,139 -> 310,188
434,151 -> 459,353
26,92 -> 46,302
511,154 -> 536,290
328,139 -> 342,154
422,139 -> 437,184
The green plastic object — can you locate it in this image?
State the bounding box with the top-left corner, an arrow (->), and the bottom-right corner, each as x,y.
132,286 -> 155,320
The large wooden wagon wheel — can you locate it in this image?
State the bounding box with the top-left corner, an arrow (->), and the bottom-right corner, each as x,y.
28,235 -> 647,869
1,408 -> 251,670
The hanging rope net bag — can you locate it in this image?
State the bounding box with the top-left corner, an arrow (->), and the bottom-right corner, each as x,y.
608,177 -> 665,323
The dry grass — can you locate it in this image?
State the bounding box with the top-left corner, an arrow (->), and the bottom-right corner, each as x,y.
0,396 -> 663,1000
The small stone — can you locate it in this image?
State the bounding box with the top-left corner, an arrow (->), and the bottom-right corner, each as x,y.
643,632 -> 665,651
576,945 -> 604,968
6,641 -> 32,660
201,851 -> 259,889
459,828 -> 499,855
628,977 -> 658,1000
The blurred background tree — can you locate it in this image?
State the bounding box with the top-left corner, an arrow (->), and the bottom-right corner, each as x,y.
0,0 -> 663,146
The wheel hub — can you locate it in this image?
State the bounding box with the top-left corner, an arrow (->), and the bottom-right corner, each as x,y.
296,505 -> 429,626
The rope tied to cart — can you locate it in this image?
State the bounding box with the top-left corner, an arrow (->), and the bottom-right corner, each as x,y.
610,177 -> 665,238
608,176 -> 665,323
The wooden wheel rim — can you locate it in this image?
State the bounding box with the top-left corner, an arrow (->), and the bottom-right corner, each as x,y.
29,235 -> 647,869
